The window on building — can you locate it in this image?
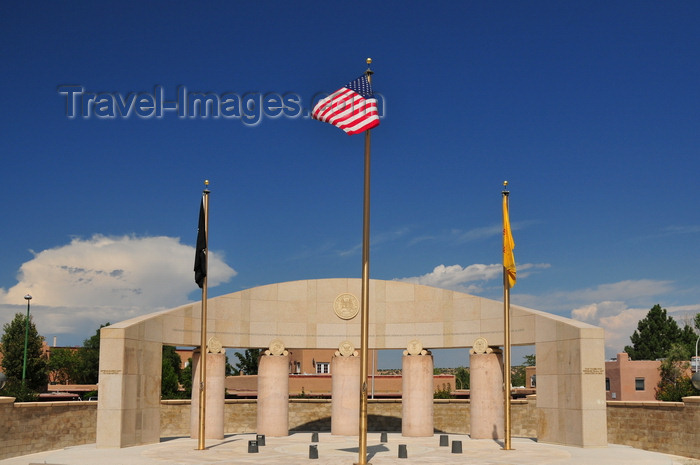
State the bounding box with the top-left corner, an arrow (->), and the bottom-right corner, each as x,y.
605,378 -> 610,391
316,362 -> 330,374
635,377 -> 645,391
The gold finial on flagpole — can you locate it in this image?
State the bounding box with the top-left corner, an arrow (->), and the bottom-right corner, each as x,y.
503,180 -> 509,195
365,58 -> 374,78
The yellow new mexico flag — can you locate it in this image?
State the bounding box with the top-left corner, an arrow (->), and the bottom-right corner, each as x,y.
503,194 -> 516,288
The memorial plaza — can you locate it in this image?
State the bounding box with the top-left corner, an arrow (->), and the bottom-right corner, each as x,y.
1,432 -> 699,465
3,279 -> 699,463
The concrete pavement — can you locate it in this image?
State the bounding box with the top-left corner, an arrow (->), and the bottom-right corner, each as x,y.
2,433 -> 699,465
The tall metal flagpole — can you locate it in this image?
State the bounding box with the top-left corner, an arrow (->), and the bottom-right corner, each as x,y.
197,182 -> 210,450
356,57 -> 373,465
502,181 -> 512,451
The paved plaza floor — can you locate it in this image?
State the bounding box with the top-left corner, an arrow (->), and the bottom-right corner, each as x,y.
2,433 -> 699,465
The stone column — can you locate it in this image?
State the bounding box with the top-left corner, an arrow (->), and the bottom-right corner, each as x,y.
469,338 -> 504,439
257,340 -> 289,437
401,340 -> 434,437
331,342 -> 360,435
190,346 -> 226,439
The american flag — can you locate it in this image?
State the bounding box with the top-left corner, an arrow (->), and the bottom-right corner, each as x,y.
312,75 -> 380,135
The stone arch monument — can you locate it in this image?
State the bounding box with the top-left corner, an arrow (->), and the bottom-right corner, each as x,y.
95,278 -> 607,448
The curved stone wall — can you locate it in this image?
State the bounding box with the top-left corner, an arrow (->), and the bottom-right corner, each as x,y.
96,278 -> 606,449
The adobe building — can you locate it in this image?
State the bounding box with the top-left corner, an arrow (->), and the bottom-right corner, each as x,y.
95,278 -> 607,449
525,353 -> 662,402
604,352 -> 661,401
177,346 -> 457,398
288,348 -> 377,376
225,371 -> 456,398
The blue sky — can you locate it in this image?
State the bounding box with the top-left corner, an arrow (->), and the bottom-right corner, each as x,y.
1,2 -> 699,367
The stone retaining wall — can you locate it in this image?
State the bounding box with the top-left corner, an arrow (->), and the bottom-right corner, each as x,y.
0,397 -> 97,461
160,398 -> 537,438
606,397 -> 700,459
2,396 -> 699,461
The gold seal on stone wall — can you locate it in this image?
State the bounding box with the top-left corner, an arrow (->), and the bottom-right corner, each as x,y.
407,339 -> 423,355
333,293 -> 360,320
338,340 -> 356,357
268,339 -> 285,356
207,336 -> 223,354
470,337 -> 493,355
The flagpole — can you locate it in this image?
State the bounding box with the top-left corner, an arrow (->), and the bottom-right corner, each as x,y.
356,58 -> 373,465
502,182 -> 512,451
197,181 -> 210,450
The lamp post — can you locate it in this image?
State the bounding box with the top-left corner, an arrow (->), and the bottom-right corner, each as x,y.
21,294 -> 32,386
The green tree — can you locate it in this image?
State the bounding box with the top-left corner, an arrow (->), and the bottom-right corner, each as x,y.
225,353 -> 235,376
162,346 -> 182,380
511,367 -> 526,387
656,343 -> 699,401
233,349 -> 260,375
434,382 -> 454,399
73,323 -> 110,384
678,323 -> 699,361
47,347 -> 79,384
454,366 -> 470,390
0,312 -> 48,396
624,305 -> 683,360
161,346 -> 182,399
523,354 -> 536,367
180,357 -> 193,398
161,359 -> 180,398
511,353 -> 536,387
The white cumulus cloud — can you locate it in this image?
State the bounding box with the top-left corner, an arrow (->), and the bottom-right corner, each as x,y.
396,262 -> 550,294
398,266 -> 696,361
572,299 -> 700,359
0,235 -> 236,346
397,263 -> 501,293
